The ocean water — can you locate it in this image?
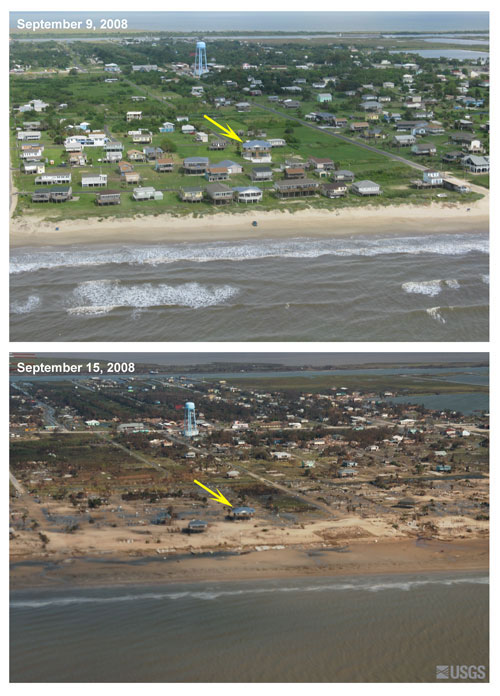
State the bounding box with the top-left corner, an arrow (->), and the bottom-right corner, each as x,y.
10,233 -> 489,341
10,571 -> 489,682
9,11 -> 490,33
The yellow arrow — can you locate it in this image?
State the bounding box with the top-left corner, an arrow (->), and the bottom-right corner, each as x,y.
194,479 -> 233,507
203,115 -> 242,142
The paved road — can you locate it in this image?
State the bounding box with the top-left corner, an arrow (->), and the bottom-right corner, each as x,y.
231,462 -> 336,517
253,102 -> 430,172
9,471 -> 25,496
253,103 -> 490,195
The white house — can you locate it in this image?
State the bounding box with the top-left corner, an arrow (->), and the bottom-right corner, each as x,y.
232,186 -> 263,203
126,111 -> 142,122
81,174 -> 107,187
423,170 -> 443,186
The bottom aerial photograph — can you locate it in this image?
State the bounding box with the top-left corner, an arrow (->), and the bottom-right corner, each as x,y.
9,352 -> 489,683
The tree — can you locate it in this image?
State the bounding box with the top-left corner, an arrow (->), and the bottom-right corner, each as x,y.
160,138 -> 177,153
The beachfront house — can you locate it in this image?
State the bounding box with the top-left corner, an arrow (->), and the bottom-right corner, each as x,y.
187,519 -> 208,533
232,186 -> 263,203
320,182 -> 348,198
132,186 -> 163,201
351,180 -> 381,196
179,186 -> 204,202
274,179 -> 319,198
96,190 -> 121,206
31,186 -> 72,203
422,170 -> 443,186
205,183 -> 234,205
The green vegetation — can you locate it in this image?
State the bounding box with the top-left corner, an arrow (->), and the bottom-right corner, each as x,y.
10,35 -> 488,221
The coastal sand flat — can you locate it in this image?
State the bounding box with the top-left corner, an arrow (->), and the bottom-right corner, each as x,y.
10,537 -> 489,590
10,196 -> 489,248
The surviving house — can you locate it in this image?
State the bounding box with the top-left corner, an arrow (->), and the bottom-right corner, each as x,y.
241,140 -> 272,163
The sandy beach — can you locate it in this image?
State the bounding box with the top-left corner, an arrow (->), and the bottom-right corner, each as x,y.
10,197 -> 489,247
10,537 -> 489,590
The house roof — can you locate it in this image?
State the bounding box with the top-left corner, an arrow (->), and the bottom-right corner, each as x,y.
206,183 -> 232,194
184,156 -> 209,164
353,180 -> 380,188
216,159 -> 240,168
243,140 -> 271,148
233,186 -> 262,193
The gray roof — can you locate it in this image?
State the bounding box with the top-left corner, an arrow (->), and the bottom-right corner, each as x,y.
215,159 -> 240,168
243,140 -> 271,149
206,183 -> 232,194
353,180 -> 380,188
184,156 -> 209,164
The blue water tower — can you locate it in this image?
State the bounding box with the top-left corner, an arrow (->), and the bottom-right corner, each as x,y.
194,41 -> 208,77
183,401 -> 199,437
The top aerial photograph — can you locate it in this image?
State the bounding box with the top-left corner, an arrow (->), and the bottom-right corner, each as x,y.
9,10 -> 489,342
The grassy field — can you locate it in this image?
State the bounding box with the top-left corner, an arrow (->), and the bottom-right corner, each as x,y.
225,373 -> 489,395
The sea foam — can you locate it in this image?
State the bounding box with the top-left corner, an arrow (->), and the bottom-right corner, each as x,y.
10,234 -> 489,274
67,280 -> 239,314
402,279 -> 460,297
10,575 -> 489,609
10,295 -> 41,314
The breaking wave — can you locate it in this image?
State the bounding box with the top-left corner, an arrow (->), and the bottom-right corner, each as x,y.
10,295 -> 41,314
426,306 -> 447,324
66,280 -> 238,314
11,575 -> 489,609
402,279 -> 460,297
10,234 -> 489,274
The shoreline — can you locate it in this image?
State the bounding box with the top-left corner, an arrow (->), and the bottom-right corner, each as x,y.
10,199 -> 489,247
10,537 -> 489,591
